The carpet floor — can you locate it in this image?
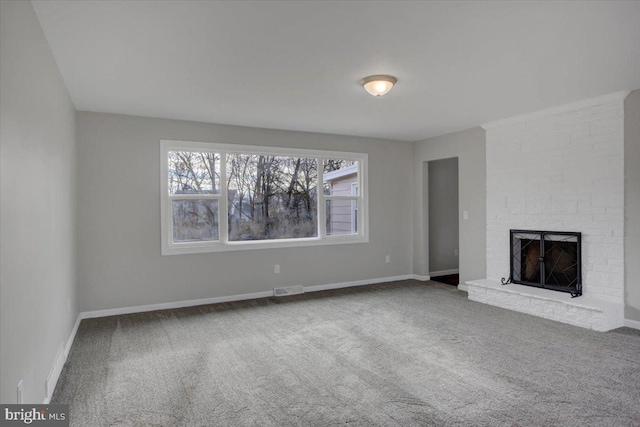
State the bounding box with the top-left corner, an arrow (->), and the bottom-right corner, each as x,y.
53,280 -> 640,426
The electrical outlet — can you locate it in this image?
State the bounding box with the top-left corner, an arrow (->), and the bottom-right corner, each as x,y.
17,380 -> 23,404
454,249 -> 459,256
274,264 -> 280,274
385,255 -> 390,263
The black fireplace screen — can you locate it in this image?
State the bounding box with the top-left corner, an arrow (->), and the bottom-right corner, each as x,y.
508,230 -> 582,297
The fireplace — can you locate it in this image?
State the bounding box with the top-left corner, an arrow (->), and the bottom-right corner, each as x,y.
505,230 -> 582,297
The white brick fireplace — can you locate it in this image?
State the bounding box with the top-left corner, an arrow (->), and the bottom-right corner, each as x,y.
467,91 -> 629,331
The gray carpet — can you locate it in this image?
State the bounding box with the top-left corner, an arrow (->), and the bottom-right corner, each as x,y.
53,280 -> 640,426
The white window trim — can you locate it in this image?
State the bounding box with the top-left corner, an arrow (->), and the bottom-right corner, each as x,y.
160,139 -> 369,255
351,182 -> 358,234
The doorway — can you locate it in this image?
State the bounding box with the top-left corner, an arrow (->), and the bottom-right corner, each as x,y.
428,158 -> 459,286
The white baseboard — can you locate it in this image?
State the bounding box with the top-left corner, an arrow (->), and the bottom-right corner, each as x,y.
81,290 -> 275,319
43,313 -> 82,404
411,274 -> 431,281
428,269 -> 459,277
304,274 -> 415,293
65,315 -> 82,359
624,318 -> 640,330
80,274 -> 423,320
457,283 -> 469,292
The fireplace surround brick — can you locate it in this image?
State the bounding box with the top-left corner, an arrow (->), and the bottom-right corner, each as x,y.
470,92 -> 628,331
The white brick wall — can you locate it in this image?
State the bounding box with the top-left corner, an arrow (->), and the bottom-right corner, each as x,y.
484,92 -> 627,305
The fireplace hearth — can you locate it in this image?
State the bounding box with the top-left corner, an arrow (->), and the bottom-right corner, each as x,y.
504,230 -> 582,297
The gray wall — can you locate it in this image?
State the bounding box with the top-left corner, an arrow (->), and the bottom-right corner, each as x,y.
76,112 -> 413,312
0,1 -> 77,403
413,128 -> 486,284
625,89 -> 640,322
428,158 -> 459,273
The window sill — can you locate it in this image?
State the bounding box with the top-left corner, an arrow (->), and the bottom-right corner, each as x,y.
161,235 -> 368,255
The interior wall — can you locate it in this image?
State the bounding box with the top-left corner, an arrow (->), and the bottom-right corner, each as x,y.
428,158 -> 459,273
0,0 -> 77,403
412,128 -> 486,284
625,89 -> 640,322
76,112 -> 414,312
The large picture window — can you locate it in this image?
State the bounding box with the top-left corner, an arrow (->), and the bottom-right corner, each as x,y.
161,140 -> 368,254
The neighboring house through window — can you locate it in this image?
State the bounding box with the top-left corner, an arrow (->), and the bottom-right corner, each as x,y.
322,164 -> 359,235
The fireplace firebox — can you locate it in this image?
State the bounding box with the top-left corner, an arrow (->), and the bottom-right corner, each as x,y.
503,230 -> 582,297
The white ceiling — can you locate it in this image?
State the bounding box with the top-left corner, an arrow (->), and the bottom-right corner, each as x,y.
32,1 -> 640,141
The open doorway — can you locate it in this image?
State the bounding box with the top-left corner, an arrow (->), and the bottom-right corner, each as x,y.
428,157 -> 459,286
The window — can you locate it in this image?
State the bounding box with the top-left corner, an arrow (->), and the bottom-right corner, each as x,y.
323,160 -> 359,236
161,140 -> 368,254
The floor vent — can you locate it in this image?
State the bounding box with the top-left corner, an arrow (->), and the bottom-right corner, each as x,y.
273,286 -> 304,297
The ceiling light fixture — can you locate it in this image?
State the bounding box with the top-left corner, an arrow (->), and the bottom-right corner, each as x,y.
359,74 -> 397,97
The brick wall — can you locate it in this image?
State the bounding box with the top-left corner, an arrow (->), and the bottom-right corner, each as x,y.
484,92 -> 627,304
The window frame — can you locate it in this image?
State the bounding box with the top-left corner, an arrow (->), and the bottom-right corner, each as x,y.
160,139 -> 369,255
351,182 -> 359,234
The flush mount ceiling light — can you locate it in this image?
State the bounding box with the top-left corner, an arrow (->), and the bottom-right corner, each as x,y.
359,75 -> 397,97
